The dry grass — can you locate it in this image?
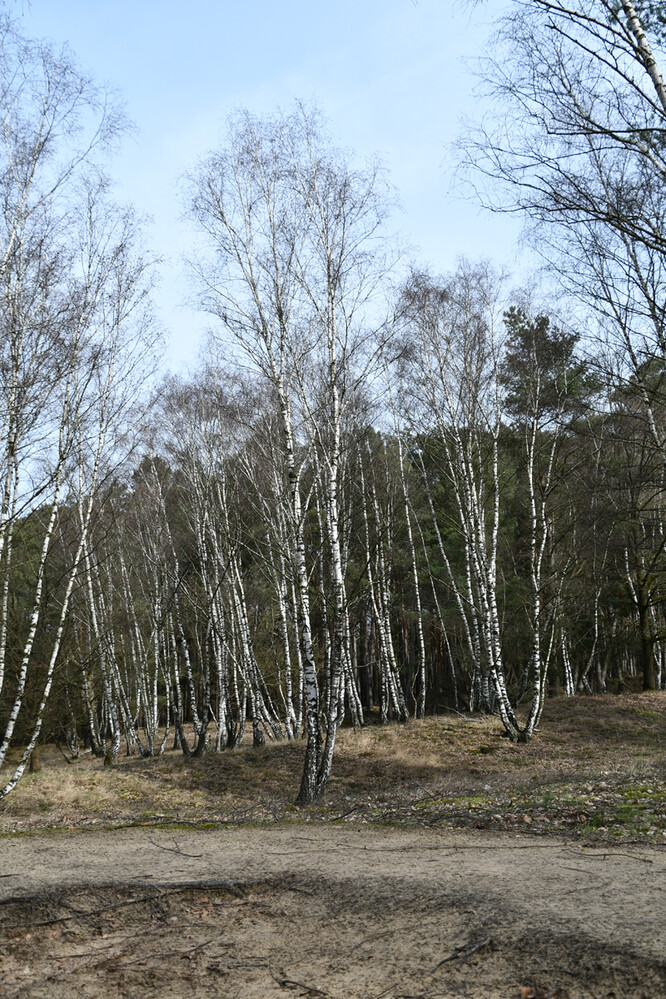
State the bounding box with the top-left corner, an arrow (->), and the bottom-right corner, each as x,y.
1,692 -> 665,840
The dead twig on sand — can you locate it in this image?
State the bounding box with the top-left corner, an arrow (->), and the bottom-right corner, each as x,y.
98,877 -> 255,895
574,850 -> 654,864
146,834 -> 204,858
561,881 -> 607,895
271,970 -> 328,996
431,936 -> 492,972
92,935 -> 223,969
229,961 -> 269,968
0,892 -> 165,928
349,928 -> 394,953
0,879 -> 260,925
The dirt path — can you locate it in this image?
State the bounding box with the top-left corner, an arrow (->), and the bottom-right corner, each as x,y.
1,824 -> 665,998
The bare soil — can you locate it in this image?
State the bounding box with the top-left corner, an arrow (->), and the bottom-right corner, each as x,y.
1,693 -> 665,997
1,825 -> 666,999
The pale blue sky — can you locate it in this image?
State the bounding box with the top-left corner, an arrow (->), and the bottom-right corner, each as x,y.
22,0 -> 521,370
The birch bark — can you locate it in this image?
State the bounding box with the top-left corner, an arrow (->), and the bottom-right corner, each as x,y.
188,106 -> 394,802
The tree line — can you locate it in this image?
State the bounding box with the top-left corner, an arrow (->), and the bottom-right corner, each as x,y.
1,2 -> 666,803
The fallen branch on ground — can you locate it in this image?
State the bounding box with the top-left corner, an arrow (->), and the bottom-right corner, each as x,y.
431,936 -> 492,971
145,834 -> 204,858
0,878 -> 262,918
271,970 -> 328,995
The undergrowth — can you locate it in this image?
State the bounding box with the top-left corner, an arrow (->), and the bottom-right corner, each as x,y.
1,692 -> 665,843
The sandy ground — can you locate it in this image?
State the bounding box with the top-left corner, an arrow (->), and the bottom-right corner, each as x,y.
1,824 -> 665,998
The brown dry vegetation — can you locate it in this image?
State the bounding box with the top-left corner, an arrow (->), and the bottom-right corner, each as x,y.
2,692 -> 666,841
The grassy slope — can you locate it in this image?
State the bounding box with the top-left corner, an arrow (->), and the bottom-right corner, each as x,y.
1,692 -> 665,841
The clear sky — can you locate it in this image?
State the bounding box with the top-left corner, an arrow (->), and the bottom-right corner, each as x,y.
21,0 -> 521,371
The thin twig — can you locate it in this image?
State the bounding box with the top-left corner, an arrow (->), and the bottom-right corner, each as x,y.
146,834 -> 204,858
0,879 -> 258,917
0,891 -> 162,928
431,936 -> 492,972
561,882 -> 606,895
328,806 -> 357,821
349,928 -> 394,953
229,961 -> 269,968
96,878 -> 255,894
95,936 -> 222,968
367,988 -> 396,999
575,850 -> 654,864
414,781 -> 440,801
271,970 -> 328,995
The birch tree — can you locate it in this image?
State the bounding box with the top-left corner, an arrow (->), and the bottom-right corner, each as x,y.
463,1 -> 666,459
501,307 -> 595,732
188,105 -> 393,802
398,263 -> 528,738
0,22 -> 157,795
0,188 -> 157,794
463,0 -> 666,695
356,438 -> 409,724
